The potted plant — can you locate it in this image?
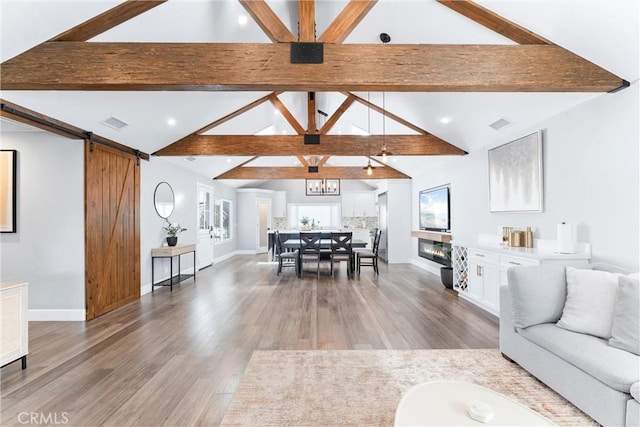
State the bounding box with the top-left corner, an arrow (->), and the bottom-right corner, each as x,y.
440,247 -> 454,289
163,220 -> 187,246
300,216 -> 311,231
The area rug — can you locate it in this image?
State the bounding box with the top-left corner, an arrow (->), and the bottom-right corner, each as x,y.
221,349 -> 596,426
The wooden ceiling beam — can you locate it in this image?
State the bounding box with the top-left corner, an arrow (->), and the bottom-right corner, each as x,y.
307,92 -> 317,133
239,0 -> 296,43
268,93 -> 305,134
437,0 -> 551,45
2,42 -> 625,92
194,92 -> 279,135
50,0 -> 167,42
298,1 -> 316,42
318,0 -> 378,44
215,165 -> 409,180
319,94 -> 355,134
154,134 -> 465,156
318,156 -> 330,167
297,156 -> 309,167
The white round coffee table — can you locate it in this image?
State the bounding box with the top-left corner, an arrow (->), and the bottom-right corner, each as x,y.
394,380 -> 554,426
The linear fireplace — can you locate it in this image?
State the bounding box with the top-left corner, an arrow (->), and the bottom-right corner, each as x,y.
418,238 -> 451,266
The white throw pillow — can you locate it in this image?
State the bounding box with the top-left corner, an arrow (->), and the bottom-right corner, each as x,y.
556,267 -> 620,339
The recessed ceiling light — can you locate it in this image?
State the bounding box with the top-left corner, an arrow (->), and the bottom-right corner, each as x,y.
167,118 -> 177,126
226,158 -> 231,163
440,117 -> 451,124
281,130 -> 287,134
100,116 -> 128,131
489,117 -> 512,130
238,14 -> 248,26
393,158 -> 397,162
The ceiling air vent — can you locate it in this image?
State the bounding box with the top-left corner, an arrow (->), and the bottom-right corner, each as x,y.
489,118 -> 511,131
184,156 -> 196,162
100,116 -> 128,131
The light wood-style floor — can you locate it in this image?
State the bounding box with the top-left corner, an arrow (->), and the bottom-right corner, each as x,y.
1,255 -> 498,426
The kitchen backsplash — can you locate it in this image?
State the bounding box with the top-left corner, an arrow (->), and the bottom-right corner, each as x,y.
271,216 -> 378,230
342,217 -> 379,230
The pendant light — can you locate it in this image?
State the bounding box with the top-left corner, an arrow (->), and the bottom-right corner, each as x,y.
363,92 -> 375,176
376,91 -> 393,162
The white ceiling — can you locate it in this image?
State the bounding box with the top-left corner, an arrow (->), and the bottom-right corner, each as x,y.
1,0 -> 638,185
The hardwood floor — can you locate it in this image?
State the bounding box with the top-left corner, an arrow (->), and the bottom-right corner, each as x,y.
1,255 -> 498,426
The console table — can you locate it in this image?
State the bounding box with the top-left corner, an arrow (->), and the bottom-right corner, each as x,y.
151,244 -> 196,292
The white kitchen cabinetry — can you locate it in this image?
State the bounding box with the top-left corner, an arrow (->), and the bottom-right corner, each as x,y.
1,282 -> 28,369
453,241 -> 590,317
342,191 -> 376,217
273,191 -> 287,217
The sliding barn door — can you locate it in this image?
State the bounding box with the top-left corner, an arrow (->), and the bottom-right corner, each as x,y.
85,142 -> 140,320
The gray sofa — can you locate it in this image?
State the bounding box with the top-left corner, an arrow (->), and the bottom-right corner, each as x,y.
500,263 -> 640,426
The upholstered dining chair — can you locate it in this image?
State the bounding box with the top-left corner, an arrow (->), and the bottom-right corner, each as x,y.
275,231 -> 299,277
330,232 -> 353,277
299,232 -> 322,277
357,229 -> 382,274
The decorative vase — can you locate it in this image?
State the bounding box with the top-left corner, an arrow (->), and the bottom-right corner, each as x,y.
440,266 -> 454,289
167,236 -> 178,246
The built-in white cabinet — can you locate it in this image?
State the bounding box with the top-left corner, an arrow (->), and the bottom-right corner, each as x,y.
342,191 -> 376,217
273,191 -> 287,217
1,282 -> 28,369
453,241 -> 590,317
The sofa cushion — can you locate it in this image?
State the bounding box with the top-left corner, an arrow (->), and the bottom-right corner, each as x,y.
508,264 -> 583,329
609,276 -> 640,355
518,323 -> 640,393
557,267 -> 620,339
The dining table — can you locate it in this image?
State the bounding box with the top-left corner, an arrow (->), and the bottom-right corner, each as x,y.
268,230 -> 368,260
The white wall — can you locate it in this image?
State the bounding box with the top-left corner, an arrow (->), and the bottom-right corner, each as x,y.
141,158 -> 237,293
0,132 -> 85,320
412,83 -> 640,271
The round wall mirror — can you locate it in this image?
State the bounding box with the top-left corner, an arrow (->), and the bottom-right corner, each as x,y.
154,182 -> 175,219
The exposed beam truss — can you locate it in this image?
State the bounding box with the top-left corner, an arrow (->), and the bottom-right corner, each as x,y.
215,165 -> 409,180
154,134 -> 464,157
1,42 -> 626,92
238,0 -> 296,42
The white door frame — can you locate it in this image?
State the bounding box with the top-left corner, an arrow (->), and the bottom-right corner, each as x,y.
256,198 -> 272,254
196,183 -> 214,269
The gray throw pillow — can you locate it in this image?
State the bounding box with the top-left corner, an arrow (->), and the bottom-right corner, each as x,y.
609,276 -> 640,355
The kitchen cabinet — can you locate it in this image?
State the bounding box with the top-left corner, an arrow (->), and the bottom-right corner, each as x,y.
342,191 -> 376,217
273,191 -> 287,217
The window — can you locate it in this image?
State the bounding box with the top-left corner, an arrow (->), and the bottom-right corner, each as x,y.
288,204 -> 341,229
213,198 -> 232,242
198,187 -> 211,232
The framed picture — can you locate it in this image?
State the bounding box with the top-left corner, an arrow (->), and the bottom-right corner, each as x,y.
0,149 -> 17,232
306,179 -> 340,196
488,131 -> 543,213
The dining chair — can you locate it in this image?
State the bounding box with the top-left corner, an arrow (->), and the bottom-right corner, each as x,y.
299,232 -> 322,277
275,231 -> 299,277
357,229 -> 382,274
330,232 -> 353,278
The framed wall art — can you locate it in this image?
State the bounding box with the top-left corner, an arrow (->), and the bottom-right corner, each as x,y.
0,149 -> 17,232
488,131 -> 543,213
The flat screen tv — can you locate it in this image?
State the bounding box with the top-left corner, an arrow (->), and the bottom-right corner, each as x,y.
419,186 -> 450,232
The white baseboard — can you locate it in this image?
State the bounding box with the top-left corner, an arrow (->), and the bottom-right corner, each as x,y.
410,258 -> 441,276
29,309 -> 86,321
235,250 -> 257,255
213,251 -> 238,264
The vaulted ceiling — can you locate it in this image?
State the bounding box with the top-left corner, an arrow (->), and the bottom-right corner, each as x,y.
1,0 -> 638,185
